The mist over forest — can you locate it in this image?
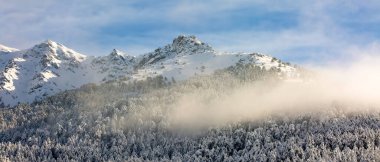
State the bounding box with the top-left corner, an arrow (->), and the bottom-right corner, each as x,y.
1,55 -> 380,161
2,0 -> 380,161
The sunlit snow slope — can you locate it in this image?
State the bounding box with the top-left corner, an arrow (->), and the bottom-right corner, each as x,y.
0,35 -> 299,106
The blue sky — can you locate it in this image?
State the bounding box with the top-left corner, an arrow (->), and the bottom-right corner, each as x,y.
1,0 -> 380,65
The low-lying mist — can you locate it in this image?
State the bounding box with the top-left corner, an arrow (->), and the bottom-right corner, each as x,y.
166,55 -> 380,128
3,54 -> 380,161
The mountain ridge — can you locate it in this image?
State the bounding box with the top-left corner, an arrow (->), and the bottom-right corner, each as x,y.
0,35 -> 300,107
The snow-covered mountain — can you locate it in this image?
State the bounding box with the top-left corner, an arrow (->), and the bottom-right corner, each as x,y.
0,35 -> 299,106
134,35 -> 298,80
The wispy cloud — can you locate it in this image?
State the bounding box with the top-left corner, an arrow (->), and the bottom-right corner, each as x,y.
0,0 -> 379,64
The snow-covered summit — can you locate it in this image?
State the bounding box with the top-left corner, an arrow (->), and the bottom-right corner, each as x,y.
108,49 -> 135,63
110,49 -> 124,57
171,35 -> 213,54
137,35 -> 214,67
26,40 -> 86,62
0,40 -> 93,106
159,35 -> 213,56
0,35 -> 300,107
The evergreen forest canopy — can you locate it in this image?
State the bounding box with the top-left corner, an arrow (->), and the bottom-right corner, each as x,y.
1,63 -> 380,161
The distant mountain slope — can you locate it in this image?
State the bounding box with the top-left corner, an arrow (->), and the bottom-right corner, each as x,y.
133,36 -> 298,80
0,35 -> 300,106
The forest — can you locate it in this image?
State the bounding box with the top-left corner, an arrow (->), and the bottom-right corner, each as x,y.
1,63 -> 380,161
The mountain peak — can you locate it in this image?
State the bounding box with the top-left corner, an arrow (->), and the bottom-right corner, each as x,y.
110,49 -> 125,56
151,35 -> 214,57
137,35 -> 215,66
106,49 -> 135,64
171,35 -> 212,51
32,39 -> 59,51
44,39 -> 55,44
0,44 -> 19,52
28,40 -> 86,61
172,35 -> 202,45
35,39 -> 61,48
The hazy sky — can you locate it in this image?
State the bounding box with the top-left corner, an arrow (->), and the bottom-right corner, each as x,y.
1,0 -> 380,64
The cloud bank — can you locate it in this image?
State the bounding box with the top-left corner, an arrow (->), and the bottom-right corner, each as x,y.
1,0 -> 380,64
167,54 -> 380,128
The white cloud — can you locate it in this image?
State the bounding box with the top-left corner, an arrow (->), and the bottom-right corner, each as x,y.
0,0 -> 379,65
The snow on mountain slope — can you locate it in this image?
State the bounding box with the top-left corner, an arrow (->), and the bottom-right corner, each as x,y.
0,41 -> 89,106
132,35 -> 298,80
91,49 -> 136,82
0,35 -> 300,107
0,44 -> 19,52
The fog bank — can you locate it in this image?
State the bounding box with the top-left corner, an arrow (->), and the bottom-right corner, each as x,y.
168,55 -> 380,127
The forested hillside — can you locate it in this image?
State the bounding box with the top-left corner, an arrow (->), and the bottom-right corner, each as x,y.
1,63 -> 380,161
